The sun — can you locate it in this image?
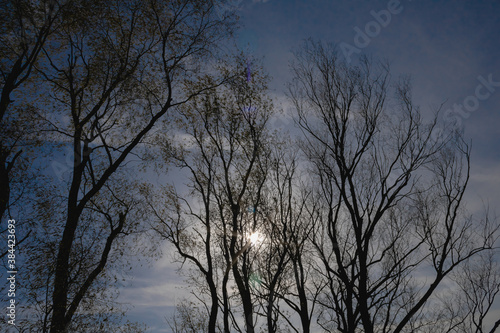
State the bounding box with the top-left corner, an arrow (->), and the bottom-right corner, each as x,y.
248,232 -> 263,245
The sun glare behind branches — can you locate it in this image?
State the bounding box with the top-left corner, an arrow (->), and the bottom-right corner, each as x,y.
248,232 -> 264,246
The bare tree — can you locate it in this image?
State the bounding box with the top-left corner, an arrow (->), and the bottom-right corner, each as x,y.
153,38 -> 500,333
253,144 -> 324,333
288,39 -> 500,333
155,58 -> 325,333
251,145 -> 295,333
449,246 -> 500,333
150,55 -> 273,333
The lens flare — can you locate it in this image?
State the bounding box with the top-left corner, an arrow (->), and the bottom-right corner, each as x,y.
249,232 -> 263,245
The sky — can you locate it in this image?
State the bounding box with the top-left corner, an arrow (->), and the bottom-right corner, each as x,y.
119,1 -> 500,331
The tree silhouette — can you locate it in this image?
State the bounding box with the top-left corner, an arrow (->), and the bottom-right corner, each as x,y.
157,39 -> 500,333
2,2 -> 499,333
1,0 -> 236,331
150,55 -> 273,333
289,39 -> 500,333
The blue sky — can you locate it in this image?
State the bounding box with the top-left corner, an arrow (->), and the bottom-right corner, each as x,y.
120,1 -> 500,331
